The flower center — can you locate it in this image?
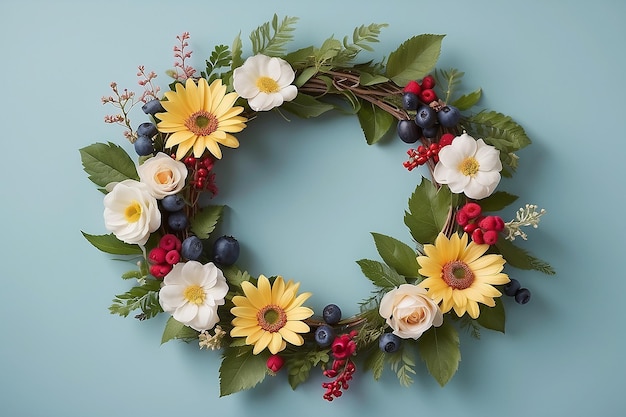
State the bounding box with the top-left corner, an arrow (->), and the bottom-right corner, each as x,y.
442,260 -> 475,290
257,304 -> 288,333
155,169 -> 173,185
124,200 -> 142,223
459,157 -> 480,176
405,309 -> 425,324
185,110 -> 218,136
183,284 -> 206,305
256,76 -> 280,93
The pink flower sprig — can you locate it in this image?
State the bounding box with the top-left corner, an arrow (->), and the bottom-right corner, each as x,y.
172,32 -> 196,81
137,65 -> 160,103
322,331 -> 358,401
101,82 -> 139,141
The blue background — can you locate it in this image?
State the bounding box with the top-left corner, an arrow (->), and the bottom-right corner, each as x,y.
1,0 -> 625,415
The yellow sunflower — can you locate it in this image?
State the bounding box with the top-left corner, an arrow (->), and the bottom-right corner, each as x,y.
417,232 -> 509,319
157,77 -> 247,160
230,275 -> 313,355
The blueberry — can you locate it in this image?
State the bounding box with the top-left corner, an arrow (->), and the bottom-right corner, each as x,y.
397,120 -> 420,144
161,194 -> 186,212
515,288 -> 531,304
181,236 -> 204,260
379,333 -> 401,353
213,235 -> 240,266
414,105 -> 436,128
322,304 -> 342,325
422,125 -> 438,138
137,122 -> 158,138
315,324 -> 335,347
504,278 -> 521,296
142,99 -> 165,115
167,210 -> 188,231
134,135 -> 154,156
402,92 -> 419,111
437,105 -> 461,127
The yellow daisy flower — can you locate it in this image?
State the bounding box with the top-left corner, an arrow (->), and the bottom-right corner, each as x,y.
157,77 -> 247,160
417,232 -> 509,319
230,275 -> 314,355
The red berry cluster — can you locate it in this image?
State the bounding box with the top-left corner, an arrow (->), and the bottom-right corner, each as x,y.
403,74 -> 438,104
403,133 -> 455,171
322,331 -> 358,401
182,154 -> 218,194
148,234 -> 182,278
456,203 -> 505,245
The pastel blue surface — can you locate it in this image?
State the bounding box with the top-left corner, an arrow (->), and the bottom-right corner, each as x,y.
1,0 -> 625,416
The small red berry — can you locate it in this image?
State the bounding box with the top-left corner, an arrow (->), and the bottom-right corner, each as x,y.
456,210 -> 470,226
471,228 -> 484,244
482,230 -> 499,245
197,168 -> 208,178
403,80 -> 422,95
421,75 -> 436,89
266,354 -> 285,373
493,216 -> 505,232
150,263 -> 172,278
462,202 -> 482,219
165,250 -> 181,265
463,222 -> 478,233
479,215 -> 499,231
148,247 -> 167,264
439,133 -> 455,147
419,88 -> 437,104
159,234 -> 182,251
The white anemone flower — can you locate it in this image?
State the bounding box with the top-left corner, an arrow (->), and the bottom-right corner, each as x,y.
103,179 -> 161,245
433,133 -> 502,199
233,54 -> 298,111
159,261 -> 229,332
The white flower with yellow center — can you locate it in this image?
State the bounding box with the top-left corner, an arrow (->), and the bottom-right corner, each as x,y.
433,132 -> 502,200
103,179 -> 161,246
159,261 -> 229,332
233,54 -> 298,112
137,152 -> 188,199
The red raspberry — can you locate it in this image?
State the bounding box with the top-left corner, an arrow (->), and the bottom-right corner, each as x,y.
456,210 -> 470,226
150,263 -> 172,278
471,228 -> 484,244
266,354 -> 285,373
463,222 -> 479,233
439,133 -> 455,147
403,80 -> 422,95
165,250 -> 181,265
159,234 -> 182,251
462,203 -> 482,219
493,216 -> 505,231
421,75 -> 436,89
148,247 -> 167,264
419,88 -> 437,104
479,215 -> 499,231
482,230 -> 499,245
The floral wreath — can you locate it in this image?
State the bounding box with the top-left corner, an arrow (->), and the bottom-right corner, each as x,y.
80,15 -> 554,401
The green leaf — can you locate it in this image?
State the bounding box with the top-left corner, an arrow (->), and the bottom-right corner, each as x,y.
219,347 -> 269,396
357,101 -> 395,144
363,348 -> 386,381
495,238 -> 556,275
358,71 -> 389,86
109,279 -> 163,319
284,46 -> 316,69
190,205 -> 223,239
222,266 -> 252,288
388,347 -> 417,387
294,66 -> 318,87
356,259 -> 407,288
371,233 -> 419,277
79,142 -> 138,190
286,349 -> 330,389
280,93 -> 334,118
475,298 -> 506,333
418,321 -> 460,387
250,14 -> 298,56
161,316 -> 199,344
386,34 -> 445,86
81,232 -> 142,255
451,88 -> 482,111
479,191 -> 519,212
404,179 -> 452,244
231,32 -> 243,71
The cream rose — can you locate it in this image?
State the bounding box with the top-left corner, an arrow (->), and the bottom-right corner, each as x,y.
137,152 -> 188,199
103,179 -> 161,246
379,284 -> 443,339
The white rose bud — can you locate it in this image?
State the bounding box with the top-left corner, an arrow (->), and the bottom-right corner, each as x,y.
138,152 -> 188,199
379,284 -> 443,339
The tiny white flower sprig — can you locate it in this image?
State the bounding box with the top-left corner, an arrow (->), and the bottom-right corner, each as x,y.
504,204 -> 547,241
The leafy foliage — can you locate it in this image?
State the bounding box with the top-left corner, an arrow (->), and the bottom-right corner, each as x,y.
371,233 -> 419,278
386,34 -> 445,86
79,142 -> 138,191
219,346 -> 269,396
250,14 -> 298,56
189,205 -> 223,239
388,347 -> 417,387
81,232 -> 142,255
109,278 -> 163,319
417,321 -> 461,387
495,238 -> 556,274
333,23 -> 388,66
286,349 -> 330,389
357,101 -> 395,144
161,316 -> 199,344
476,299 -> 506,333
479,191 -> 519,212
435,68 -> 464,104
203,45 -> 232,84
356,259 -> 407,289
404,179 -> 452,245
